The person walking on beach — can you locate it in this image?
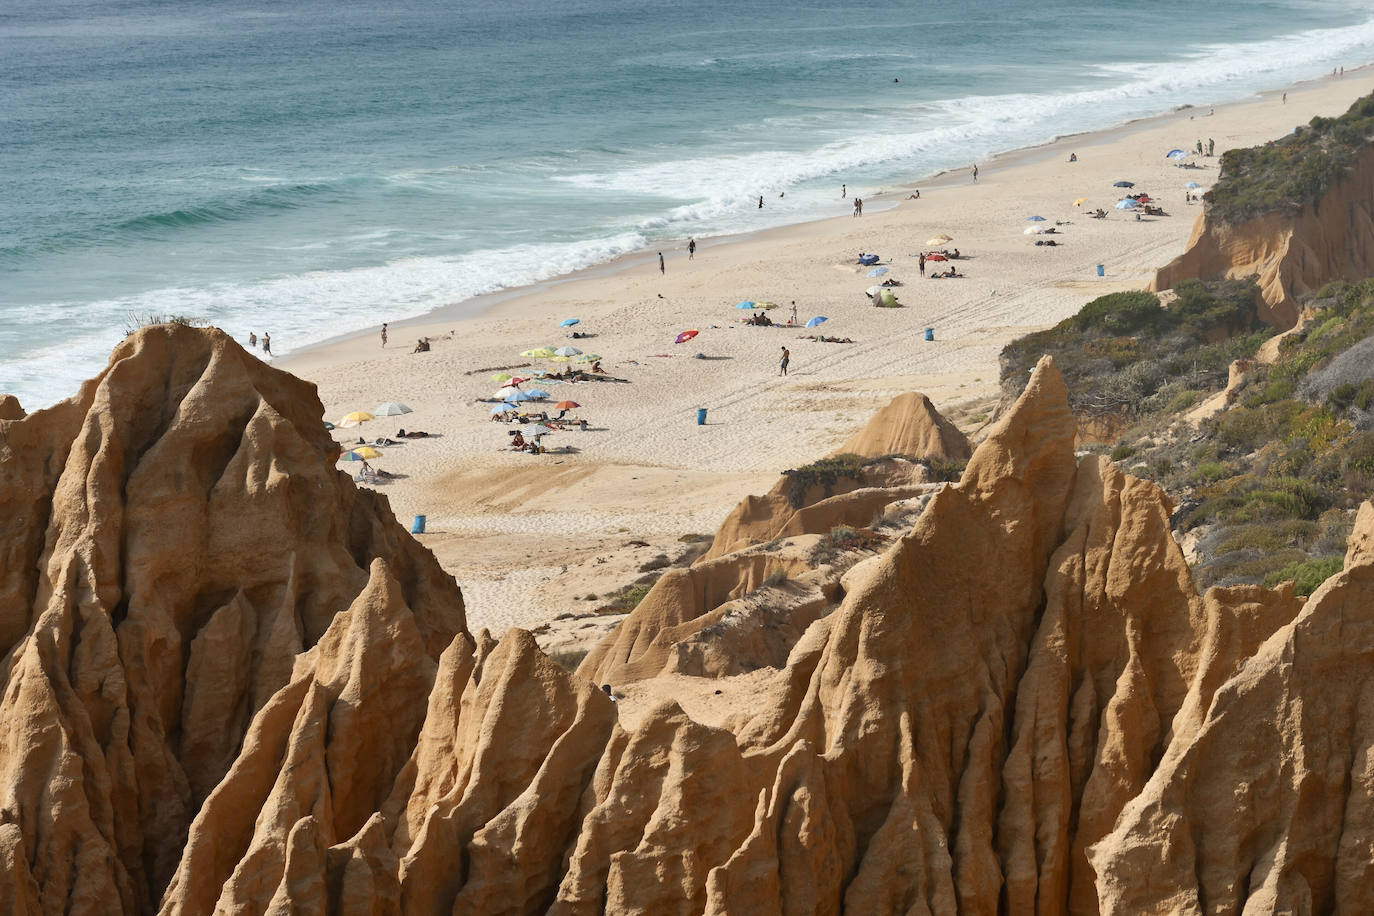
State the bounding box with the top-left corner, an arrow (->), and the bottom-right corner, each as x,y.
658,252 -> 664,274
919,252 -> 926,276
759,195 -> 764,209
1283,91 -> 1288,104
262,333 -> 271,356
381,323 -> 387,347
790,301 -> 798,325
971,164 -> 978,181
841,184 -> 846,198
779,346 -> 790,377
1207,138 -> 1215,156
688,238 -> 696,259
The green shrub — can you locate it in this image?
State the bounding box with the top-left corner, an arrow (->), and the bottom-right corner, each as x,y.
782,454 -> 868,508
763,569 -> 789,587
1262,556 -> 1344,596
1110,444 -> 1137,461
1070,291 -> 1164,335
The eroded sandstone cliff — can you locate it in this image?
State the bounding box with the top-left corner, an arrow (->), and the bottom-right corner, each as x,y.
1151,141 -> 1374,329
2,327 -> 1371,915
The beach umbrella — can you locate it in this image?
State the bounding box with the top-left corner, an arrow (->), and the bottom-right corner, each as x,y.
805,316 -> 828,328
373,402 -> 412,416
575,353 -> 601,364
494,387 -> 520,400
337,411 -> 375,428
1115,198 -> 1139,209
490,404 -> 513,414
1113,180 -> 1135,188
491,372 -> 512,383
524,389 -> 551,399
554,346 -> 582,357
1023,226 -> 1045,235
927,253 -> 948,262
734,300 -> 755,309
323,421 -> 335,430
1073,197 -> 1088,206
548,355 -> 571,362
554,400 -> 580,409
865,285 -> 882,298
867,266 -> 889,277
340,446 -> 382,461
926,234 -> 953,245
1184,181 -> 1203,189
675,330 -> 699,344
755,301 -> 778,310
1166,149 -> 1188,159
1026,215 -> 1047,221
510,390 -> 537,402
521,347 -> 555,358
559,318 -> 580,327
520,424 -> 554,438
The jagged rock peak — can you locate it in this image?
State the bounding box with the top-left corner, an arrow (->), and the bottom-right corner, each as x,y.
833,390 -> 971,460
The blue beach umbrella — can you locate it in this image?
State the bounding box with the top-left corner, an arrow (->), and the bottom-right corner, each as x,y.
1114,198 -> 1139,210
507,390 -> 536,402
805,316 -> 828,328
1166,149 -> 1187,159
1026,215 -> 1047,221
867,266 -> 889,277
559,318 -> 580,327
524,389 -> 551,399
491,403 -> 513,414
734,300 -> 755,309
1185,181 -> 1203,189
1113,180 -> 1135,188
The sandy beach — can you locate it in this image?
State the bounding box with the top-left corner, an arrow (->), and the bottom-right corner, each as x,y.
279,69 -> 1373,636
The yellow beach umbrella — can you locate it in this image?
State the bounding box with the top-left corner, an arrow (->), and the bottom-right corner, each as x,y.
340,445 -> 382,461
926,234 -> 953,245
491,372 -> 512,383
575,353 -> 601,363
521,347 -> 556,358
337,411 -> 375,428
1073,197 -> 1087,206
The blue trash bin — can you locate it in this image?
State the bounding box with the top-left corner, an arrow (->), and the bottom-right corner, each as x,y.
696,408 -> 708,425
1096,264 -> 1105,277
411,515 -> 426,534
924,327 -> 934,341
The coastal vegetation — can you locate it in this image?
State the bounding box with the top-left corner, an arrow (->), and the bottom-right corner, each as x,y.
1002,277 -> 1374,594
1207,91 -> 1374,222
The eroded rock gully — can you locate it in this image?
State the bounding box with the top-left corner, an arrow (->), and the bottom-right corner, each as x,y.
1,326 -> 1370,914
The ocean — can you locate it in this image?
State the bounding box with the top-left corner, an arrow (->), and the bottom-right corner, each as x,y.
4,0 -> 1374,408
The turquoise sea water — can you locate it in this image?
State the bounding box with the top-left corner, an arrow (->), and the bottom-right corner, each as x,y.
3,0 -> 1374,406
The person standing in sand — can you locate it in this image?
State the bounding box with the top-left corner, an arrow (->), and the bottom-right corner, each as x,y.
919,252 -> 926,276
688,238 -> 696,259
972,164 -> 978,181
658,252 -> 664,274
779,346 -> 789,376
790,301 -> 797,325
381,323 -> 387,347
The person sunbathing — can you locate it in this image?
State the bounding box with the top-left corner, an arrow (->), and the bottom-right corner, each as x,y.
591,360 -> 605,374
510,432 -> 526,449
398,430 -> 431,438
372,436 -> 399,446
412,338 -> 430,353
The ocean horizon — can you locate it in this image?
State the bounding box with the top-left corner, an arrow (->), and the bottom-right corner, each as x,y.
4,0 -> 1374,408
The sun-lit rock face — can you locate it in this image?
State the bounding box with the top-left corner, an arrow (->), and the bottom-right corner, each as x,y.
3,332 -> 1369,915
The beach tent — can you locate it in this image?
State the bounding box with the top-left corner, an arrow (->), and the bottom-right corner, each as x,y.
805,316 -> 828,328
1115,198 -> 1139,209
373,402 -> 412,416
876,289 -> 899,308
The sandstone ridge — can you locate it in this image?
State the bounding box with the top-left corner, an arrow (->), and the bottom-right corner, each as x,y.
2,329 -> 1372,914
1151,142 -> 1374,329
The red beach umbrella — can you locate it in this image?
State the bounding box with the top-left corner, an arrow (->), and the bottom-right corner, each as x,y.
675,329 -> 699,343
927,253 -> 948,262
